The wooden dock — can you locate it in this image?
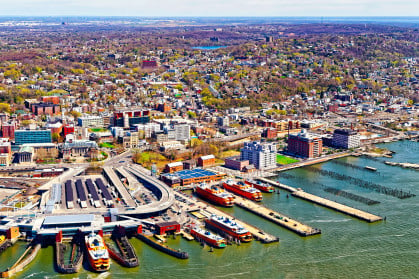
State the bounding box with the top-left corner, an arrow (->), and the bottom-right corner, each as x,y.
259,178 -> 383,223
179,230 -> 194,241
292,191 -> 383,223
175,192 -> 279,243
233,196 -> 321,236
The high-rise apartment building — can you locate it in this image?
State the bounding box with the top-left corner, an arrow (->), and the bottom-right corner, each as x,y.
287,130 -> 323,158
240,141 -> 277,170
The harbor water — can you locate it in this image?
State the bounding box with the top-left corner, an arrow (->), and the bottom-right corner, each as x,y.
2,140 -> 418,278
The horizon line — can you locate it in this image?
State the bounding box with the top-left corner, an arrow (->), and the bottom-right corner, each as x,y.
0,15 -> 419,18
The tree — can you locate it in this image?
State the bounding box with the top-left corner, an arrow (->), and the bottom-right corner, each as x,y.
0,103 -> 11,113
70,110 -> 82,119
52,132 -> 61,142
187,111 -> 197,119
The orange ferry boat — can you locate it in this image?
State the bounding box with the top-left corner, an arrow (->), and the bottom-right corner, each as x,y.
190,226 -> 227,248
205,214 -> 253,242
245,179 -> 274,193
85,232 -> 110,272
195,183 -> 234,207
222,180 -> 263,202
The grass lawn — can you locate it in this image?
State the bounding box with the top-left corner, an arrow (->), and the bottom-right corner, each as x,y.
276,154 -> 299,165
134,151 -> 170,169
90,128 -> 108,133
99,142 -> 115,149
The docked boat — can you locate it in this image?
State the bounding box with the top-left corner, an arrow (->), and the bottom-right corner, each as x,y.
190,226 -> 227,248
245,179 -> 274,193
85,232 -> 110,272
364,166 -> 377,172
222,180 -> 263,202
195,183 -> 235,207
55,233 -> 84,274
205,214 -> 253,243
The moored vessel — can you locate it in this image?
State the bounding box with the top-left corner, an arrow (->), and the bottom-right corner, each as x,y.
195,183 -> 235,207
223,180 -> 262,201
205,214 -> 253,242
85,232 -> 110,272
245,179 -> 274,193
190,226 -> 227,248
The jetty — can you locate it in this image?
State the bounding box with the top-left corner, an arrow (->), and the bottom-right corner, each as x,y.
233,196 -> 321,236
136,233 -> 189,259
258,178 -> 382,223
1,240 -> 41,278
107,226 -> 139,268
177,191 -> 279,243
55,231 -> 83,274
292,191 -> 382,222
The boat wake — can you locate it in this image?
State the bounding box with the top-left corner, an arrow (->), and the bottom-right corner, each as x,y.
22,272 -> 47,279
214,271 -> 251,278
88,271 -> 111,279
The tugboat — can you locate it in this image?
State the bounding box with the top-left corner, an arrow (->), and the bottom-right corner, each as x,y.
245,179 -> 274,193
195,183 -> 235,207
205,214 -> 253,243
85,232 -> 110,272
222,180 -> 263,202
190,226 -> 227,248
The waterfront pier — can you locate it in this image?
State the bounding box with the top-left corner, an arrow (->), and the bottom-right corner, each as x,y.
292,191 -> 383,223
258,178 -> 383,223
233,196 -> 321,236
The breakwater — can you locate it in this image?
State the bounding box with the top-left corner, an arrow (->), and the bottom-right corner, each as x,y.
305,166 -> 415,199
323,187 -> 380,205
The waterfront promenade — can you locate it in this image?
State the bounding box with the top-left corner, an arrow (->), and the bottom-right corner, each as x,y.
268,152 -> 351,173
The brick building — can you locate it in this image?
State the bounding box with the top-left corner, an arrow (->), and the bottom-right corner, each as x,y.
164,161 -> 184,173
197,155 -> 215,168
262,128 -> 277,139
287,129 -> 323,158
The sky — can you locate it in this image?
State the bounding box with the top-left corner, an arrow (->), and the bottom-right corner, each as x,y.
0,0 -> 418,17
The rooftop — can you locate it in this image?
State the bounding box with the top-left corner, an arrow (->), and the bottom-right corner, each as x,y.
162,168 -> 218,180
42,214 -> 94,226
